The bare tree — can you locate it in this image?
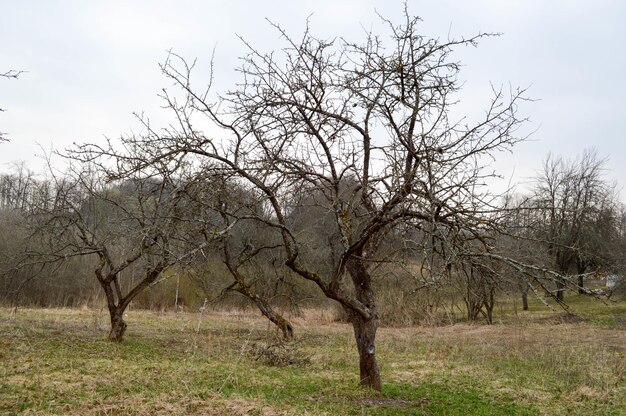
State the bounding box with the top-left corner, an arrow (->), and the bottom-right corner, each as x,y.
72,10 -> 528,389
183,175 -> 296,340
531,150 -> 619,300
0,163 -> 38,210
496,193 -> 549,311
0,162 -> 101,307
457,257 -> 498,324
26,160 -> 217,341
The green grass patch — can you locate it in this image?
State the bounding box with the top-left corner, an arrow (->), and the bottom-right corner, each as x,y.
0,306 -> 624,415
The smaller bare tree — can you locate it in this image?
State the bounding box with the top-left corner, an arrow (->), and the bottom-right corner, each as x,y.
531,150 -> 618,300
181,176 -> 295,340
26,161 -> 216,341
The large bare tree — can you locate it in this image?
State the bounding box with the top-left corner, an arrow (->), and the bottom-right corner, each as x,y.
73,11 -> 528,389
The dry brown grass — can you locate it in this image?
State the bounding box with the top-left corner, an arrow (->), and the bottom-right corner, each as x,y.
1,305 -> 624,415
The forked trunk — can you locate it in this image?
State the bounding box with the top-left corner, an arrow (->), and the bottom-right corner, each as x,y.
346,258 -> 381,391
98,277 -> 127,342
99,276 -> 128,342
108,307 -> 127,342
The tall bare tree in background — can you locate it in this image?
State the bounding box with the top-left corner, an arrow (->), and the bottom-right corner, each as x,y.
531,150 -> 620,300
72,10 -> 529,389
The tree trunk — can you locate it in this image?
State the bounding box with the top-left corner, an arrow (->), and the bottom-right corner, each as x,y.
577,275 -> 585,295
484,287 -> 494,325
519,281 -> 529,311
555,258 -> 570,302
576,261 -> 587,295
346,258 -> 381,391
349,308 -> 381,390
555,279 -> 565,301
100,276 -> 128,342
237,286 -> 294,340
108,307 -> 127,342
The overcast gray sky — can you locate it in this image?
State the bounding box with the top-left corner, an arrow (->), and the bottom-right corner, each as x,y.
1,0 -> 625,197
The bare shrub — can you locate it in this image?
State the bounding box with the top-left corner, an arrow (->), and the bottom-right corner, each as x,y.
247,342 -> 311,367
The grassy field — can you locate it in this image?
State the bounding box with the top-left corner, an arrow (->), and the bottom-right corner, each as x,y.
0,298 -> 624,415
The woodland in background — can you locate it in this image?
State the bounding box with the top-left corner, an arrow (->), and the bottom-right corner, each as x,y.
1,149 -> 624,319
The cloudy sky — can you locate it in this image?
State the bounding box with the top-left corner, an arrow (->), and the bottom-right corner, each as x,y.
1,0 -> 625,197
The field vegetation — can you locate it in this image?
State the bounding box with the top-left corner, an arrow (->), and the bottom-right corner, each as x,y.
1,295 -> 624,415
